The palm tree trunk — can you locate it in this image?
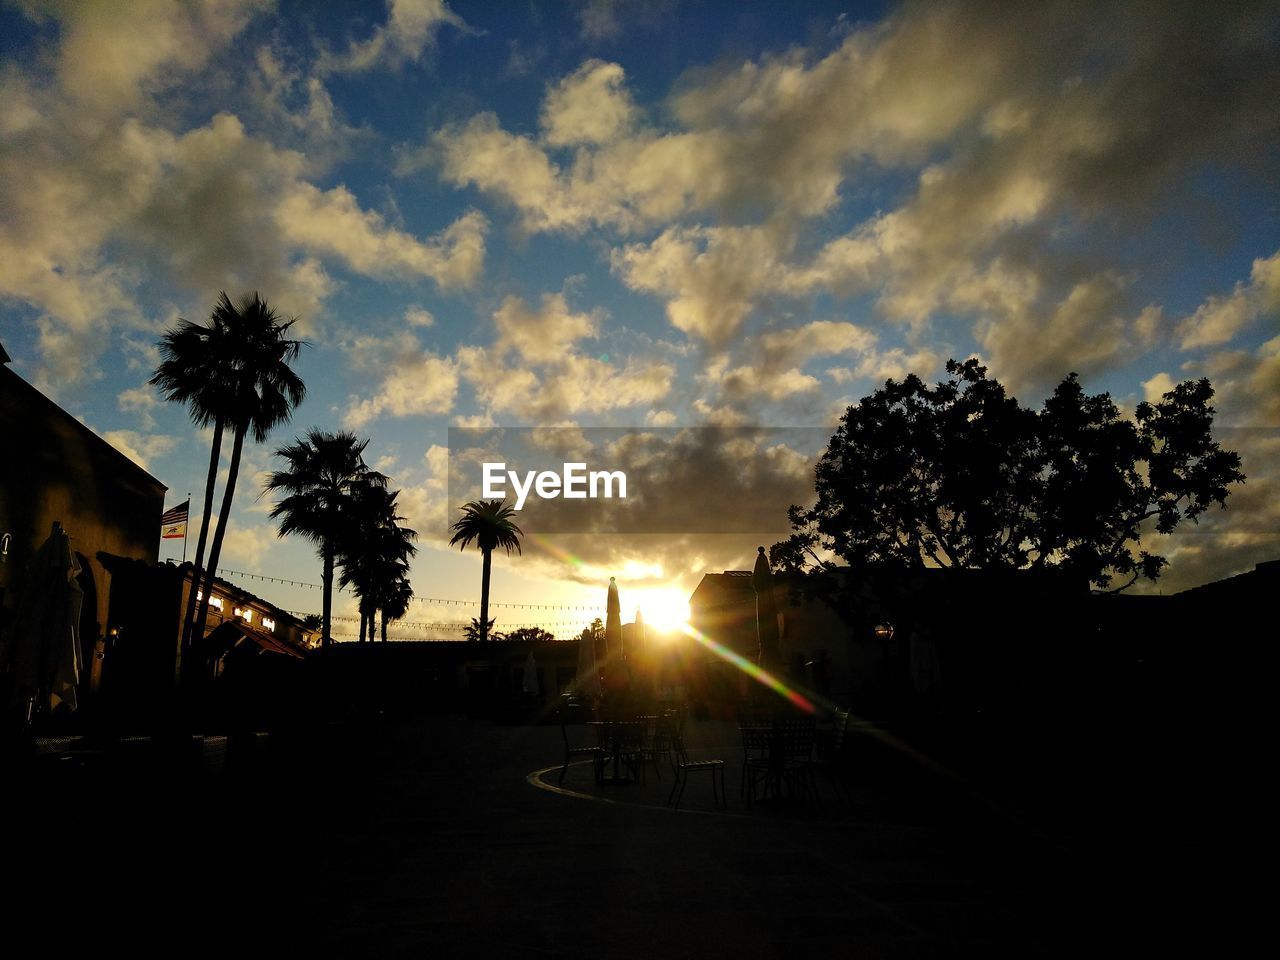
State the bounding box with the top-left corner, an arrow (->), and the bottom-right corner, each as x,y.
480,548 -> 492,645
381,611 -> 388,642
178,418 -> 223,684
359,611 -> 367,643
194,424 -> 245,646
321,545 -> 334,649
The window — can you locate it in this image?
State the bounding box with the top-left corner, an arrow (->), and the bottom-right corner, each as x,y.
209,597 -> 224,611
261,617 -> 275,632
233,607 -> 252,623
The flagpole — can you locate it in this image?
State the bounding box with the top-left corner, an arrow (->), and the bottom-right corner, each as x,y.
182,490 -> 190,563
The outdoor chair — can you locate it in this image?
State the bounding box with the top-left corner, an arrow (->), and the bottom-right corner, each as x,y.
610,719 -> 649,782
650,707 -> 681,774
558,702 -> 604,785
636,714 -> 666,780
808,708 -> 854,804
667,733 -> 727,811
741,715 -> 820,806
776,716 -> 821,804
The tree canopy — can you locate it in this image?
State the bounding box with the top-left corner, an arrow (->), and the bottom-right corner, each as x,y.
773,359 -> 1244,591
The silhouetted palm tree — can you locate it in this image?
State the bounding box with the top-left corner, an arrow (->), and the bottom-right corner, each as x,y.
192,293 -> 306,646
379,576 -> 414,642
449,499 -> 522,645
463,617 -> 498,642
151,291 -> 305,664
151,315 -> 233,665
338,483 -> 416,642
265,430 -> 384,647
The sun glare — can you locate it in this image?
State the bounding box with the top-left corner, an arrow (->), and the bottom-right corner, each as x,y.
629,585 -> 691,634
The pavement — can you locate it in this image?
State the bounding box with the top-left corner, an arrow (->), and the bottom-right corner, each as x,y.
11,713 -> 1247,958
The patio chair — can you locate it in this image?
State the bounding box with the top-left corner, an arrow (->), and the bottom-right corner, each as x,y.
738,717 -> 773,802
776,716 -> 821,804
636,714 -> 666,781
558,701 -> 604,786
808,708 -> 854,804
667,733 -> 727,810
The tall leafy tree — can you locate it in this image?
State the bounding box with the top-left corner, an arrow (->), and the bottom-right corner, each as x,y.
151,292 -> 305,668
504,626 -> 556,643
776,359 -> 1243,591
449,499 -> 523,645
265,430 -> 385,647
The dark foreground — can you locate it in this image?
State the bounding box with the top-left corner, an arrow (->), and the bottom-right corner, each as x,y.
12,715 -> 1250,958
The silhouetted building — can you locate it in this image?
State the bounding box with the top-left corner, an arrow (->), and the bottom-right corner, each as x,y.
99,558 -> 315,730
0,347 -> 166,708
690,565 -> 1089,717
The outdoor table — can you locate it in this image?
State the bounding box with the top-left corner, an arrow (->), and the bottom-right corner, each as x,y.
588,719 -> 645,783
741,716 -> 817,805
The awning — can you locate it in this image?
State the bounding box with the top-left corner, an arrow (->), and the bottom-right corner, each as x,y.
203,620 -> 305,659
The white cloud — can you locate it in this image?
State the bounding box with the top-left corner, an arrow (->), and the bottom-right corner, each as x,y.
1176,250 -> 1280,350
41,0 -> 267,115
405,306 -> 435,327
219,521 -> 277,567
1142,371 -> 1176,403
327,0 -> 465,73
276,184 -> 487,287
0,9 -> 484,385
101,429 -> 177,472
541,60 -> 636,147
344,341 -> 460,428
493,293 -> 599,364
118,385 -> 160,429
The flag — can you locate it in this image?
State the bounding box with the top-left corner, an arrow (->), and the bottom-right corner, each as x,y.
160,499 -> 189,539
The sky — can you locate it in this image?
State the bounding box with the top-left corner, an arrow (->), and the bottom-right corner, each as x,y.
2,0 -> 1278,638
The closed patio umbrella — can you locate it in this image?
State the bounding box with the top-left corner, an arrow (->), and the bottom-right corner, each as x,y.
752,546 -> 780,672
522,649 -> 538,696
605,577 -> 623,663
576,624 -> 601,698
6,522 -> 83,716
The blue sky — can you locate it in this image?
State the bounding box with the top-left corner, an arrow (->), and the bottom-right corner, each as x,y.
2,1 -> 1278,636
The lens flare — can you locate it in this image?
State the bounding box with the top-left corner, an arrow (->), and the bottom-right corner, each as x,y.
524,530 -> 590,571
677,621 -> 815,714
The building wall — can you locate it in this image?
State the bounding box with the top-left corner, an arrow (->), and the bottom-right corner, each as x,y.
1,364 -> 166,694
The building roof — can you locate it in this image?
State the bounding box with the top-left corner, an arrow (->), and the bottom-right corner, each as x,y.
205,619 -> 307,659
170,561 -> 312,634
0,360 -> 166,491
1176,559 -> 1279,601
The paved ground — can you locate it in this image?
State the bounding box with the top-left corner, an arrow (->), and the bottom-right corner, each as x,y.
12,714 -> 1245,957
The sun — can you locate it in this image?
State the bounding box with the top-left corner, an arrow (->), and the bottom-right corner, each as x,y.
628,585 -> 691,634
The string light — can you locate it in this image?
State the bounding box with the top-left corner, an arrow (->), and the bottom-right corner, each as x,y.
218,566 -> 605,611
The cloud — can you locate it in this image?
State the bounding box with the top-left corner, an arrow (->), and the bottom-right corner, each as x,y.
0,3 -> 485,385
1176,250 -> 1280,350
611,223 -> 794,345
118,384 -> 160,429
219,520 -> 278,567
449,294 -> 674,423
541,60 -> 636,147
1141,371 -> 1176,403
326,0 -> 466,73
405,306 -> 435,327
493,292 -> 599,364
276,184 -> 487,287
434,1 -> 1280,382
393,444 -> 452,547
343,334 -> 460,428
34,0 -> 267,115
100,429 -> 178,472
